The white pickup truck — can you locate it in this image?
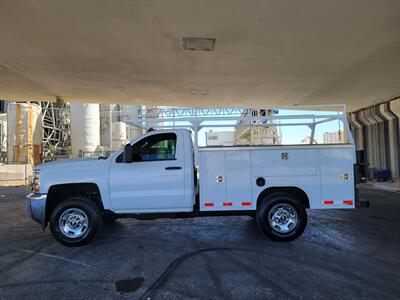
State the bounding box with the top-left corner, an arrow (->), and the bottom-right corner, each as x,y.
26,108 -> 368,247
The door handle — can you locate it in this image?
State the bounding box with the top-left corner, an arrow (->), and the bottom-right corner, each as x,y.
165,166 -> 182,170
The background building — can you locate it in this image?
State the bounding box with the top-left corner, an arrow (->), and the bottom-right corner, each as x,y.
323,130 -> 345,144
299,136 -> 318,144
206,131 -> 235,146
235,109 -> 281,146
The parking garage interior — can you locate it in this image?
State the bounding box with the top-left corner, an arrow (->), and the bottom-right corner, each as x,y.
0,0 -> 399,299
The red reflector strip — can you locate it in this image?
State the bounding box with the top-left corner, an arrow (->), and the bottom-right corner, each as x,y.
223,202 -> 233,207
204,203 -> 214,207
324,200 -> 334,205
343,200 -> 353,205
241,202 -> 252,206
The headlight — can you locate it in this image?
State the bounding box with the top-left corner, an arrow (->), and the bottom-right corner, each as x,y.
31,169 -> 40,192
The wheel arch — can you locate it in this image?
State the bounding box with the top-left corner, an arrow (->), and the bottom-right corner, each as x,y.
45,183 -> 104,223
256,186 -> 310,209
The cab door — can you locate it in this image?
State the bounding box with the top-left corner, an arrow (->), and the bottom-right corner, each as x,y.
109,132 -> 186,212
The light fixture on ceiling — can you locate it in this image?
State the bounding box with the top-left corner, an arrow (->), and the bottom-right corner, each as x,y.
183,37 -> 215,51
190,89 -> 209,96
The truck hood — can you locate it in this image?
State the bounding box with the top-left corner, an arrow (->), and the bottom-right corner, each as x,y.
37,157 -> 110,193
39,157 -> 100,168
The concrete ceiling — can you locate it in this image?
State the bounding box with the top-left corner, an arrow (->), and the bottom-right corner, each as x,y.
0,0 -> 399,111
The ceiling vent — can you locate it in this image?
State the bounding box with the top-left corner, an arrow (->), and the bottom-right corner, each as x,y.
183,38 -> 215,51
190,89 -> 209,96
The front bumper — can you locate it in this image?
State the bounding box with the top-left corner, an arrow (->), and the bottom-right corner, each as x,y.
26,193 -> 47,230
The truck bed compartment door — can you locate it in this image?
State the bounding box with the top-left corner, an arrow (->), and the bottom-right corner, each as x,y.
226,151 -> 253,210
199,151 -> 226,210
320,148 -> 355,208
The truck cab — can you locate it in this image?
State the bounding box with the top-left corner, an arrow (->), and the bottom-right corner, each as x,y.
109,129 -> 195,213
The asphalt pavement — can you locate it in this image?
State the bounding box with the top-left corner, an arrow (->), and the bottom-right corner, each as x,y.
0,186 -> 399,300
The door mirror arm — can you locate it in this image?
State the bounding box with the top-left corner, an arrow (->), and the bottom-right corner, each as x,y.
123,143 -> 133,163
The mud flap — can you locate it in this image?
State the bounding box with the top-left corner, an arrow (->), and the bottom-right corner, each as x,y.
354,164 -> 370,208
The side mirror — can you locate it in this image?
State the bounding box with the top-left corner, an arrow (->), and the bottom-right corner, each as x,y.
123,143 -> 133,163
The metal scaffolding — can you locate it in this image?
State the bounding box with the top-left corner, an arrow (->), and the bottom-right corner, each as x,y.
40,101 -> 71,161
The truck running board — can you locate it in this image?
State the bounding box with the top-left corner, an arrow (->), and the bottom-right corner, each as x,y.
104,210 -> 255,221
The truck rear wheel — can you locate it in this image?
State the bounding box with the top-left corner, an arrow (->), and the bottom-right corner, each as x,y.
256,192 -> 307,242
49,197 -> 101,247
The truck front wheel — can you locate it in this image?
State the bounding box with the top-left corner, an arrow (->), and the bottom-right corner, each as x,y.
256,192 -> 307,242
49,197 -> 102,247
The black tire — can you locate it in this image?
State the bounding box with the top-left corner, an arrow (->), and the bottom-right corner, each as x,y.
49,197 -> 102,247
256,192 -> 307,242
103,214 -> 118,224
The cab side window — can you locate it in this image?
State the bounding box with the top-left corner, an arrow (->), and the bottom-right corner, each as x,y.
117,133 -> 177,162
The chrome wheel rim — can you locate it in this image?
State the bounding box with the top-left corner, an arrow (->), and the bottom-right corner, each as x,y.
268,203 -> 298,234
59,208 -> 89,239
